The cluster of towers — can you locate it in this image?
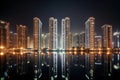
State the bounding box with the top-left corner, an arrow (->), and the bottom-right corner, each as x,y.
0,20 -> 28,49
0,17 -> 119,80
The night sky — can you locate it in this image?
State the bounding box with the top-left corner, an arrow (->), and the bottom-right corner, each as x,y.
0,0 -> 120,35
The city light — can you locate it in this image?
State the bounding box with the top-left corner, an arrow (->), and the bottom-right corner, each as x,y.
0,46 -> 4,49
0,52 -> 4,55
0,16 -> 120,80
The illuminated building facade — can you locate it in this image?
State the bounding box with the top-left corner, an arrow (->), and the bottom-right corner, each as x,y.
79,32 -> 85,47
69,32 -> 73,48
61,17 -> 70,50
33,17 -> 42,50
33,17 -> 42,79
49,17 -> 58,49
27,36 -> 30,48
113,32 -> 120,48
94,36 -> 102,48
85,17 -> 95,49
17,25 -> 27,49
49,17 -> 58,79
9,31 -> 14,48
13,33 -> 18,48
0,20 -> 10,49
61,17 -> 70,79
41,33 -> 50,48
72,33 -> 79,47
102,24 -> 112,48
45,33 -> 50,48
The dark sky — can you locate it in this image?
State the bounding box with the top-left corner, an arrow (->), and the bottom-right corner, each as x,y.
0,0 -> 120,35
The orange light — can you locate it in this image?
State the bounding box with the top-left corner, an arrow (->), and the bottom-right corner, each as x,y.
0,46 -> 4,49
20,52 -> 23,55
107,52 -> 109,55
0,52 -> 4,56
13,52 -> 15,55
41,52 -> 44,55
20,47 -> 23,49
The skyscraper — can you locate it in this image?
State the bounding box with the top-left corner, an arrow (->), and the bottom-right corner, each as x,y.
9,31 -> 14,48
113,32 -> 120,48
27,36 -> 30,48
79,32 -> 85,47
33,17 -> 42,79
13,33 -> 18,48
49,17 -> 58,49
94,36 -> 102,48
33,17 -> 42,50
102,24 -> 112,48
61,17 -> 70,79
0,20 -> 10,49
49,17 -> 58,79
72,33 -> 79,47
61,17 -> 70,50
17,25 -> 27,49
85,17 -> 95,49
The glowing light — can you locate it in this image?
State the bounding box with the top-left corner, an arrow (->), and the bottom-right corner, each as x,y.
69,52 -> 72,54
13,52 -> 15,55
20,52 -> 23,55
74,48 -> 77,51
0,21 -> 5,24
0,46 -> 4,49
113,65 -> 119,70
107,51 -> 110,55
74,51 -> 77,55
20,47 -> 23,49
41,52 -> 44,55
0,52 -> 4,55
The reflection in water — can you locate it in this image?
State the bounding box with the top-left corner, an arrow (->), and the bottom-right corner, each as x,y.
0,50 -> 120,80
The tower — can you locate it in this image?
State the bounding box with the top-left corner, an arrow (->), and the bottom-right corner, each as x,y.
49,17 -> 58,50
17,25 -> 27,49
49,17 -> 58,79
102,24 -> 112,48
33,17 -> 42,79
85,17 -> 95,49
0,20 -> 10,49
61,17 -> 70,50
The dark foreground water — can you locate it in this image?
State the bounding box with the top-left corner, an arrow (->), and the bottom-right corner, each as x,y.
0,51 -> 120,80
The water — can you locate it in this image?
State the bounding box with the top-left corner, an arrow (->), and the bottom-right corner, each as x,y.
0,51 -> 120,80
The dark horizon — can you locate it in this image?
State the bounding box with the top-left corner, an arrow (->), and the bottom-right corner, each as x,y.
0,0 -> 120,35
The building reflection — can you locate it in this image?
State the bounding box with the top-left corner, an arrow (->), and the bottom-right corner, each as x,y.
1,49 -> 120,80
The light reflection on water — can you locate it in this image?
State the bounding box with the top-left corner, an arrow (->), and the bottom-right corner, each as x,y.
0,51 -> 120,80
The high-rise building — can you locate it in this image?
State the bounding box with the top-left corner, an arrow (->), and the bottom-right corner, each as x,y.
85,17 -> 95,49
45,33 -> 50,48
27,36 -> 30,48
49,17 -> 58,49
33,17 -> 42,50
49,17 -> 58,78
72,33 -> 79,47
41,33 -> 46,48
0,20 -> 10,49
61,17 -> 70,79
69,32 -> 73,48
113,32 -> 120,48
41,33 -> 50,48
9,31 -> 14,48
94,36 -> 102,48
33,17 -> 42,79
13,33 -> 18,48
61,17 -> 70,50
79,32 -> 85,48
17,25 -> 27,49
102,24 -> 112,48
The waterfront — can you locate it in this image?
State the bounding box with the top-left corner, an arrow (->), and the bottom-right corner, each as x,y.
0,49 -> 120,80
